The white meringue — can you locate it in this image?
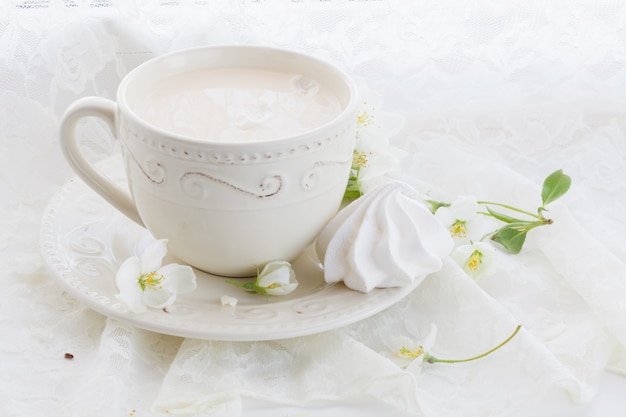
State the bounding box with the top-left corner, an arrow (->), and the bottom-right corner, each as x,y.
315,181 -> 453,293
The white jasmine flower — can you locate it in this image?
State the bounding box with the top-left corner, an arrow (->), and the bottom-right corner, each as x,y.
115,239 -> 197,313
392,323 -> 522,369
256,261 -> 298,295
451,241 -> 497,279
346,91 -> 406,197
386,324 -> 438,374
434,196 -> 495,245
226,261 -> 298,297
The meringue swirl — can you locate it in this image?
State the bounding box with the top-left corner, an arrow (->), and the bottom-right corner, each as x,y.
315,181 -> 453,293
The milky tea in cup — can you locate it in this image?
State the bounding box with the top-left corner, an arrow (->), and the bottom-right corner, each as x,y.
60,46 -> 358,277
135,67 -> 344,143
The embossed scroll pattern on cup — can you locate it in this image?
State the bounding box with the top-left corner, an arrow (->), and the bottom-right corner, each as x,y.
119,117 -> 354,200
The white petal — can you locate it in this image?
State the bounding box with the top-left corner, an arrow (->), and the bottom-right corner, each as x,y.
451,242 -> 497,279
157,263 -> 197,294
115,257 -> 146,313
257,268 -> 290,288
422,324 -> 438,352
386,335 -> 416,352
115,292 -> 147,314
406,325 -> 437,375
265,282 -> 298,296
140,239 -> 168,274
434,196 -> 477,227
115,256 -> 141,290
257,261 -> 294,287
142,287 -> 176,309
405,354 -> 426,375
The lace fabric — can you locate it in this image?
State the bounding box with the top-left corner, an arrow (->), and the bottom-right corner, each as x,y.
2,1 -> 626,416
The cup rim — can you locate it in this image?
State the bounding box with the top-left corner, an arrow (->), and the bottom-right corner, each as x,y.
117,44 -> 358,147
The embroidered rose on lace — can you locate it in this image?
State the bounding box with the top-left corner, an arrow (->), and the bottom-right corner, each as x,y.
115,239 -> 197,313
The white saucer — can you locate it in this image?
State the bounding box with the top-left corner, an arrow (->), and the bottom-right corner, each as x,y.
40,157 -> 421,341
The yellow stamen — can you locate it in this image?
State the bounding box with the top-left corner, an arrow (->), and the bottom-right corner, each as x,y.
357,102 -> 375,127
138,271 -> 165,291
466,249 -> 483,271
395,345 -> 425,359
352,150 -> 369,168
450,219 -> 467,238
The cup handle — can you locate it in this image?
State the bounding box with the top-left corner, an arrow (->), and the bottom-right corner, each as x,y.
60,96 -> 145,227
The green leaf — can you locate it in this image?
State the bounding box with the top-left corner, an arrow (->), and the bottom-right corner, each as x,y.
490,224 -> 528,254
425,200 -> 451,214
541,169 -> 571,207
484,206 -> 519,223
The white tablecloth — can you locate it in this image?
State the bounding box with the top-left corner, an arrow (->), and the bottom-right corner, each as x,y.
1,1 -> 626,416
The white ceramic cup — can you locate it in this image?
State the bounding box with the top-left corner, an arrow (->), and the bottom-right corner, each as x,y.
60,45 -> 357,277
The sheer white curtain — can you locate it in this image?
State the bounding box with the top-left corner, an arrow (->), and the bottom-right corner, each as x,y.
2,1 -> 626,416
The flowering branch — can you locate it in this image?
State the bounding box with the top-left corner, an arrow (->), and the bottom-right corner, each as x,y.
478,169 -> 571,254
429,170 -> 571,254
343,99 -> 404,201
395,325 -> 522,366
